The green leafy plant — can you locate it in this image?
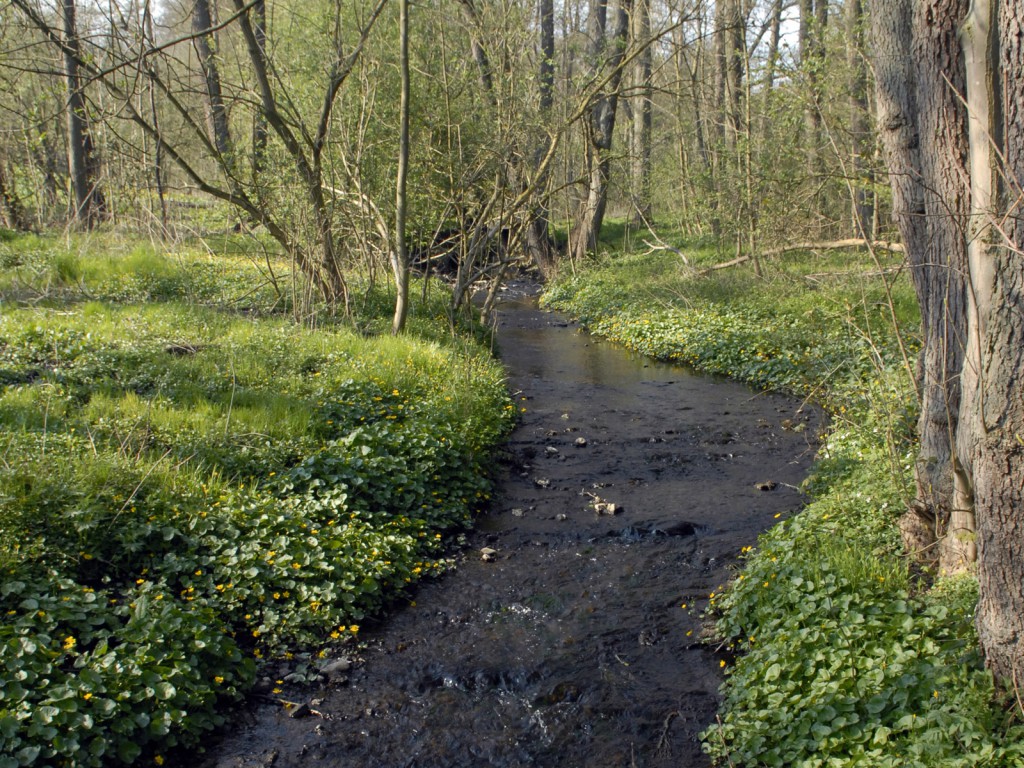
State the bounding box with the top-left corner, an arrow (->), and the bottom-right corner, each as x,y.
545,240 -> 1024,767
0,233 -> 515,766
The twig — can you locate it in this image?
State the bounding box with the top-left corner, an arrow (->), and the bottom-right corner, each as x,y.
655,709 -> 679,755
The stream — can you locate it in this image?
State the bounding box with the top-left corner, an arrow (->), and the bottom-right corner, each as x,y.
200,288 -> 822,768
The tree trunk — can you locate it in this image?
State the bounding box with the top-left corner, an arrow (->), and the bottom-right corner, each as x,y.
391,0 -> 411,334
870,0 -> 972,570
193,0 -> 232,160
800,0 -> 827,196
525,0 -> 558,278
970,0 -> 1024,684
251,0 -> 269,174
62,0 -> 104,228
629,0 -> 652,224
143,2 -> 168,235
915,0 -> 974,572
568,0 -> 631,262
846,0 -> 873,237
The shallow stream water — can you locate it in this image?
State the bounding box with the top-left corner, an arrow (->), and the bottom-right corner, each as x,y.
199,288 -> 822,768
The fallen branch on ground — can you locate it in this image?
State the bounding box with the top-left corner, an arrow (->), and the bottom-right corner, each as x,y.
701,239 -> 905,274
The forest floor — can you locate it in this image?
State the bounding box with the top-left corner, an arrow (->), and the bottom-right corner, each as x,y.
2,228 -> 1022,768
0,232 -> 513,767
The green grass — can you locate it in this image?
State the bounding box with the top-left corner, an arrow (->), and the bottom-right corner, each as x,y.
0,233 -> 514,767
544,232 -> 1024,768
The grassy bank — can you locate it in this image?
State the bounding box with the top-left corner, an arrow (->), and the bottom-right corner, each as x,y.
544,238 -> 1024,767
0,233 -> 514,766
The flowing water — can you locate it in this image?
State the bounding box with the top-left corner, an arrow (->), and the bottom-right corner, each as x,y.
200,288 -> 821,768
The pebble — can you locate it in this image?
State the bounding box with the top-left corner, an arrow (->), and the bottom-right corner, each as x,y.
319,658 -> 352,677
574,437 -> 588,447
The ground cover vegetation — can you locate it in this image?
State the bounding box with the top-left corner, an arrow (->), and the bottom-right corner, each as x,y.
0,232 -> 515,766
543,238 -> 1024,767
4,0 -> 1024,763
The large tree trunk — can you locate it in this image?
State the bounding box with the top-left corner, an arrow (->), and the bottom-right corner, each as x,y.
62,0 -> 104,228
970,0 -> 1024,685
914,0 -> 973,572
870,0 -> 972,571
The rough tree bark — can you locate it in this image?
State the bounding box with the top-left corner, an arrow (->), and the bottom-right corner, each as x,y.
970,0 -> 1024,686
870,0 -> 972,572
873,0 -> 1024,683
914,0 -> 974,572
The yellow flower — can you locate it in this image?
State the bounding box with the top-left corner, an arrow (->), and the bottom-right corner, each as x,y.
215,676 -> 225,684
83,692 -> 93,700
349,625 -> 359,634
155,757 -> 164,766
63,636 -> 76,651
719,660 -> 726,668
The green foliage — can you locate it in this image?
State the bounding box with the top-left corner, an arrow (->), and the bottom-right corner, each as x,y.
0,573 -> 253,768
545,243 -> 1024,767
0,234 -> 514,766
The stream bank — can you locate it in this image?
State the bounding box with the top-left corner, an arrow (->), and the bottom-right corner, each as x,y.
199,288 -> 822,768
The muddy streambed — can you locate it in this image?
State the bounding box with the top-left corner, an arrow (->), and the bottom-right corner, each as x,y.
200,290 -> 822,768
